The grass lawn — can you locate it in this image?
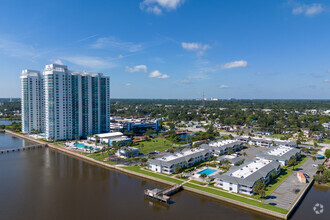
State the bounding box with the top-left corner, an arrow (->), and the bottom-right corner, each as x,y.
264,169 -> 293,197
184,183 -> 288,214
320,139 -> 330,144
122,166 -> 183,184
190,180 -> 207,185
135,138 -> 174,154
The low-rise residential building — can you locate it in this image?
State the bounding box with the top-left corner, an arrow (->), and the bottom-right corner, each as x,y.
257,145 -> 301,166
148,148 -> 212,174
235,136 -> 296,148
218,155 -> 244,166
116,147 -> 140,158
214,158 -> 281,195
201,140 -> 243,155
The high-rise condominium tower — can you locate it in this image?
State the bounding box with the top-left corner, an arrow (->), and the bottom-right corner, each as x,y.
21,64 -> 110,141
20,69 -> 43,133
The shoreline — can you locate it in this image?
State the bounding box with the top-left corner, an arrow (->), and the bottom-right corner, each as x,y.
4,130 -> 312,220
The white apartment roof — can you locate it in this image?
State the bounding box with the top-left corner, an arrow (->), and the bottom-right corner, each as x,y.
209,139 -> 238,147
231,158 -> 272,179
159,148 -> 205,162
267,145 -> 292,156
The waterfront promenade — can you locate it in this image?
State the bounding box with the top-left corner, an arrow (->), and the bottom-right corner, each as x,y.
4,130 -> 317,220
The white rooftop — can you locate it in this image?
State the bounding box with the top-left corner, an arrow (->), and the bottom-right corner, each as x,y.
159,148 -> 205,162
267,145 -> 292,156
231,158 -> 272,179
95,132 -> 124,138
209,140 -> 237,147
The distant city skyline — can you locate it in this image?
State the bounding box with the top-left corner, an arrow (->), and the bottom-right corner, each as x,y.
1,0 -> 330,99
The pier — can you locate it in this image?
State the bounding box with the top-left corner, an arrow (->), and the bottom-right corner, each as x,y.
144,184 -> 183,203
0,144 -> 47,154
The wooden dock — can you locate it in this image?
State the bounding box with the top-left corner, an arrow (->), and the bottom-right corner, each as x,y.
0,144 -> 47,154
144,184 -> 183,203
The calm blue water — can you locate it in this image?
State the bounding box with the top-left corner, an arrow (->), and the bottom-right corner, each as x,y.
73,142 -> 97,150
177,133 -> 197,142
197,168 -> 217,176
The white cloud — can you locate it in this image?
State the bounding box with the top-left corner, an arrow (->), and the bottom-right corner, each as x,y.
125,65 -> 147,73
219,84 -> 229,89
292,3 -> 324,16
221,60 -> 248,69
118,54 -> 124,59
324,79 -> 330,83
328,69 -> 330,73
62,56 -> 116,69
140,0 -> 185,15
181,42 -> 210,56
50,59 -> 64,65
90,37 -> 143,52
146,5 -> 162,15
125,82 -> 132,86
149,70 -> 170,79
180,75 -> 209,84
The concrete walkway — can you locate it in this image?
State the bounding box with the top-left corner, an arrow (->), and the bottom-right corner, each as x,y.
263,157 -> 323,209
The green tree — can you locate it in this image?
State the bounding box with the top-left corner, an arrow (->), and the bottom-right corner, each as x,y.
144,129 -> 154,138
325,149 -> 330,159
174,165 -> 182,174
253,180 -> 266,198
200,173 -> 207,179
243,152 -> 247,158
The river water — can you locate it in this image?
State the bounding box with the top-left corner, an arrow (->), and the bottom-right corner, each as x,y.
0,132 -> 328,220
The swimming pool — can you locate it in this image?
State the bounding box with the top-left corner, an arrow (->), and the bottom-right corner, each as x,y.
197,168 -> 217,176
74,143 -> 96,150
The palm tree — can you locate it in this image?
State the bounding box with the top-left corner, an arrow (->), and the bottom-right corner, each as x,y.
243,152 -> 247,158
89,146 -> 93,154
312,156 -> 317,162
317,164 -> 325,174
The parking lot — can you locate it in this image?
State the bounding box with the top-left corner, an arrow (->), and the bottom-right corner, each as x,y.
263,156 -> 323,209
239,145 -> 268,160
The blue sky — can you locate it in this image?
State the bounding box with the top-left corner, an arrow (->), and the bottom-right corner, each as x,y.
0,0 -> 329,99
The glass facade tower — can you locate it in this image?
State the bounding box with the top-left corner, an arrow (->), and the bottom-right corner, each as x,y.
21,64 -> 110,141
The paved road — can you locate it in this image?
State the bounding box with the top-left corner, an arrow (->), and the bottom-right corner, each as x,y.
263,156 -> 323,209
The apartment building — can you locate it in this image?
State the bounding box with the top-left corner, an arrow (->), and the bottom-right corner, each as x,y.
201,140 -> 243,155
20,70 -> 43,133
256,145 -> 301,166
148,148 -> 212,174
214,158 -> 281,195
21,64 -> 110,141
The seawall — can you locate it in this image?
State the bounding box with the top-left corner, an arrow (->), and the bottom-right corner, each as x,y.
5,130 -> 313,219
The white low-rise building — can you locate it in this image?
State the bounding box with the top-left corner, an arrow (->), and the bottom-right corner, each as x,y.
148,148 -> 212,174
236,136 -> 296,148
257,145 -> 301,166
116,147 -> 139,158
201,140 -> 243,155
214,158 -> 281,195
88,132 -> 132,145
